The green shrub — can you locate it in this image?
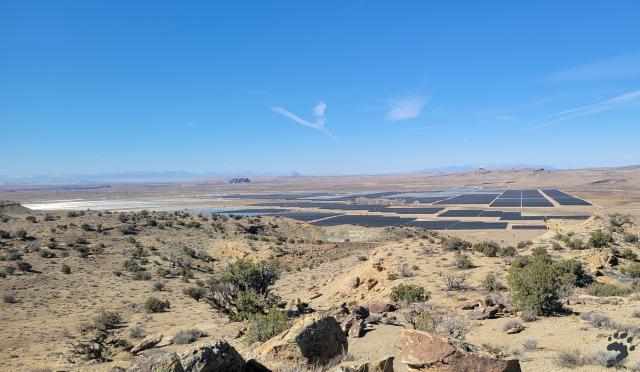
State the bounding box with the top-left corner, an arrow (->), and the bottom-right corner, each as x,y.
586,282 -> 631,297
205,259 -> 280,320
454,254 -> 474,269
389,283 -> 429,302
481,272 -> 504,292
624,233 -> 639,244
184,287 -> 206,301
499,246 -> 517,257
618,248 -> 638,261
16,229 -> 28,240
144,297 -> 170,313
588,229 -> 613,248
567,238 -> 584,250
61,264 -> 71,274
622,262 -> 640,278
245,308 -> 290,343
443,237 -> 472,251
134,271 -> 152,280
94,310 -> 123,331
473,241 -> 500,257
507,254 -> 562,315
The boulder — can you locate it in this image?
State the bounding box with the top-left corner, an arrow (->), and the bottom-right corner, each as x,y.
400,330 -> 521,372
347,319 -> 366,338
353,306 -> 370,320
131,334 -> 163,355
460,301 -> 480,310
251,313 -> 348,369
180,340 -> 246,371
129,340 -> 248,372
368,303 -> 397,314
366,279 -> 379,290
468,306 -> 499,320
351,276 -> 361,289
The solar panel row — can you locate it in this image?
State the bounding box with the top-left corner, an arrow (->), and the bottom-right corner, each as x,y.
542,189 -> 591,206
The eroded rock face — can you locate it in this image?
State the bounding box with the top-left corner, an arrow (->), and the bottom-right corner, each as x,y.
251,313 -> 348,369
400,330 -> 521,372
336,356 -> 395,372
129,340 -> 247,372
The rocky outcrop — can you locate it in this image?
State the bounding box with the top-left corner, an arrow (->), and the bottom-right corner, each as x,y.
129,340 -> 248,372
250,313 -> 348,369
130,334 -> 163,355
400,330 -> 521,372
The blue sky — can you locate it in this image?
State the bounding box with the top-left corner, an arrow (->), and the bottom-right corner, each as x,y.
2,1 -> 640,177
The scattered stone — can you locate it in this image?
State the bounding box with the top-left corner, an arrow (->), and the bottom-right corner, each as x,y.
351,276 -> 361,289
367,279 -> 379,290
131,334 -> 163,355
337,356 -> 395,371
368,303 -> 396,314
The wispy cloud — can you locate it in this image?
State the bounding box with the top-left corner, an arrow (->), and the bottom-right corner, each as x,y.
528,89 -> 640,130
386,97 -> 429,121
271,101 -> 335,138
546,90 -> 640,120
546,53 -> 640,82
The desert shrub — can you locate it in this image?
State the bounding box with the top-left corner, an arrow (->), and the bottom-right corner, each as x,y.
119,225 -> 137,235
415,310 -> 470,340
502,319 -> 524,333
585,282 -> 631,297
517,240 -> 532,249
624,233 -> 639,244
499,246 -> 517,257
567,238 -> 584,250
152,281 -> 165,291
521,338 -> 537,350
40,250 -> 56,258
555,259 -> 592,287
123,259 -> 143,273
389,283 -> 429,302
473,241 -> 500,257
186,221 -> 201,229
67,211 -> 80,217
129,324 -> 145,339
441,272 -> 469,291
454,254 -> 474,269
622,262 -> 640,278
618,247 -> 638,261
5,266 -> 16,275
507,254 -> 561,315
94,311 -> 123,331
61,264 -> 71,274
156,267 -> 171,278
68,310 -> 126,363
3,292 -> 17,303
171,329 -> 203,344
442,237 -> 472,251
555,349 -> 618,368
205,259 -> 280,320
81,223 -> 92,231
17,261 -> 32,272
551,242 -> 563,251
245,308 -> 290,343
184,286 -> 206,301
481,272 -> 504,292
580,312 -> 617,329
588,229 -> 613,248
0,229 -> 10,239
16,229 -> 28,240
144,297 -> 170,313
610,213 -> 632,228
133,271 -> 152,281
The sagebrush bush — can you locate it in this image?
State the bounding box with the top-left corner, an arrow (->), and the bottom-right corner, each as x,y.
622,262 -> 640,278
585,282 -> 631,297
61,264 -> 71,274
442,237 -> 472,251
389,283 -> 429,302
3,292 -> 17,303
415,310 -> 470,340
481,272 -> 504,292
588,229 -> 613,248
245,308 -> 289,343
521,338 -> 537,350
144,297 -> 170,313
454,254 -> 474,269
171,329 -> 203,344
441,272 -> 469,291
473,241 -> 500,257
184,287 -> 206,301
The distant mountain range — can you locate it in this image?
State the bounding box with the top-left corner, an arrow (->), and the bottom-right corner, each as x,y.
0,170 -> 301,185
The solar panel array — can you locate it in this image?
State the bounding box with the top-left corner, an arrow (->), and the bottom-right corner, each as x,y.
542,189 -> 591,206
490,189 -> 554,207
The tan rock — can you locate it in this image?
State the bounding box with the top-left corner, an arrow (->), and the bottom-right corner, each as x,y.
400,329 -> 521,372
130,334 -> 163,355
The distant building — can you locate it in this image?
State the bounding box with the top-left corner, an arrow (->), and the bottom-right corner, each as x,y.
228,177 -> 251,184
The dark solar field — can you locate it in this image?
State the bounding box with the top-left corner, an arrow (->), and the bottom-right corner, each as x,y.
220,187 -> 591,229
